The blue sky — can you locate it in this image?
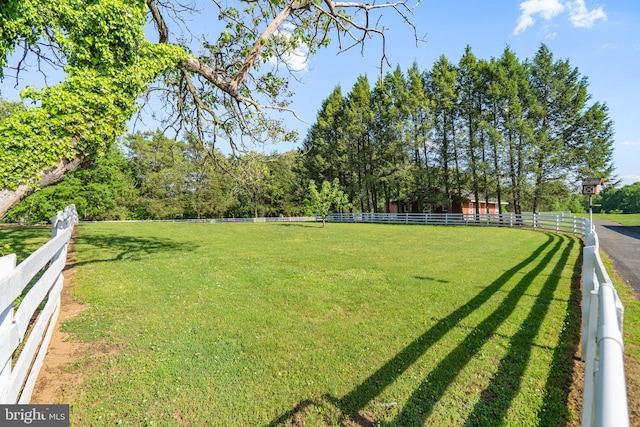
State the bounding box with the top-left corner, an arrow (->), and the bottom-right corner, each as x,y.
1,0 -> 638,187
281,0 -> 639,187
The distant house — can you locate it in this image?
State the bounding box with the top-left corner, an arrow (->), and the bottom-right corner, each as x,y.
385,192 -> 508,214
459,195 -> 508,215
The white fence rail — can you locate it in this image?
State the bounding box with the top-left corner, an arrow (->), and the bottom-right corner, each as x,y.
0,204 -> 77,404
581,231 -> 629,427
326,211 -> 628,426
326,212 -> 588,236
89,216 -> 319,224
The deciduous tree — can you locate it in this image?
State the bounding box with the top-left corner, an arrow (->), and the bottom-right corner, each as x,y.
307,179 -> 350,227
0,0 -> 420,218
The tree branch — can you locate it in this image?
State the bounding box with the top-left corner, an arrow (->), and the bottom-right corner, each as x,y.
0,156 -> 85,219
144,0 -> 421,151
147,0 -> 169,43
229,0 -> 311,92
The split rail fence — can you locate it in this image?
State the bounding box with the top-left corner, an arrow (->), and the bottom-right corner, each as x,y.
0,204 -> 77,404
325,211 -> 629,427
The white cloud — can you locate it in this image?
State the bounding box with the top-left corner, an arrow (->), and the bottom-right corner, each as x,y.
275,46 -> 309,72
268,23 -> 310,72
567,0 -> 606,28
514,0 -> 565,35
514,0 -> 606,35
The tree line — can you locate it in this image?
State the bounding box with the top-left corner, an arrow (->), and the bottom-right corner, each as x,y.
3,131 -> 310,223
302,44 -> 615,214
3,128 -> 636,224
594,182 -> 640,214
5,43 -> 634,223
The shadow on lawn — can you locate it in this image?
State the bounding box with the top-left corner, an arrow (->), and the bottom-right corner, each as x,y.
537,240 -> 582,425
413,275 -> 450,284
452,236 -> 577,427
274,223 -> 319,228
0,225 -> 52,262
71,233 -> 196,266
266,233 -> 580,426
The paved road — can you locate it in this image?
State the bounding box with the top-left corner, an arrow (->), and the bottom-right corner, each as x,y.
593,220 -> 640,295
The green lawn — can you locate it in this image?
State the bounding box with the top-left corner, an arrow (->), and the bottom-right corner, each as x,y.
0,225 -> 52,261
598,252 -> 640,426
50,222 -> 583,426
583,213 -> 640,226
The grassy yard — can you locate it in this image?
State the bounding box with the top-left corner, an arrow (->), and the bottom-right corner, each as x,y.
598,252 -> 640,425
584,213 -> 640,226
44,222 -> 583,426
0,225 -> 52,261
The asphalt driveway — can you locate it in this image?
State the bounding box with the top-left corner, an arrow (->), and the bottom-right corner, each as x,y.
593,220 -> 640,295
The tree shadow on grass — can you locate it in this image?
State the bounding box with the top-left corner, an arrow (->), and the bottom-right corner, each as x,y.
274,223 -> 319,228
457,236 -> 577,427
266,233 -> 572,426
71,233 -> 197,267
413,276 -> 450,284
0,225 -> 52,262
537,241 -> 582,425
383,235 -> 569,426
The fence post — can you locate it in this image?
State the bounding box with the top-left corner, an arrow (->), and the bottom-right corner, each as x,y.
581,245 -> 597,361
596,283 -> 629,426
0,254 -> 17,402
581,240 -> 598,427
582,284 -> 599,426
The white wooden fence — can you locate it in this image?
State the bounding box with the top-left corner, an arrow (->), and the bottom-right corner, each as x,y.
581,228 -> 629,427
98,216 -> 318,224
0,204 -> 77,404
326,212 -> 629,426
326,212 -> 588,236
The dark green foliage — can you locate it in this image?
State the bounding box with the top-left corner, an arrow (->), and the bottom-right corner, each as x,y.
3,40 -> 615,219
3,129 -> 309,222
302,44 -> 615,213
597,182 -> 640,214
3,146 -> 137,223
301,86 -> 347,185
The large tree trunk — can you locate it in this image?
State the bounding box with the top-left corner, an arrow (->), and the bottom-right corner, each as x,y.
0,157 -> 84,219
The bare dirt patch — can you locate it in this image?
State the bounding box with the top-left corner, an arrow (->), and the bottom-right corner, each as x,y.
566,351 -> 585,427
30,236 -> 91,404
340,411 -> 376,427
